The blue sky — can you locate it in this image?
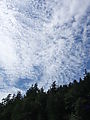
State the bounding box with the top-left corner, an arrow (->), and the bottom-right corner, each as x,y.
0,0 -> 90,101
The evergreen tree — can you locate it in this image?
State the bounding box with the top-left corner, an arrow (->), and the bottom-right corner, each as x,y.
0,72 -> 90,120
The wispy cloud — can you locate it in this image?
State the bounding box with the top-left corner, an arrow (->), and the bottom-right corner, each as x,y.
0,0 -> 90,100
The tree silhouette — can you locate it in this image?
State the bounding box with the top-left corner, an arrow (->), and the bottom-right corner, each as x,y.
0,72 -> 90,120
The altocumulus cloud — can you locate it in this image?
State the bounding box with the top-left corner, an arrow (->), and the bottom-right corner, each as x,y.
0,0 -> 90,100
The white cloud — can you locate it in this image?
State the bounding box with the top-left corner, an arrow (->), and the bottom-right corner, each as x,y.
0,0 -> 90,100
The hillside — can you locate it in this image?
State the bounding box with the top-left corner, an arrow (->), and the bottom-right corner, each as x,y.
0,71 -> 90,120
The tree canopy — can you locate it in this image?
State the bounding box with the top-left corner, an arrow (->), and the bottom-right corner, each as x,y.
0,72 -> 90,120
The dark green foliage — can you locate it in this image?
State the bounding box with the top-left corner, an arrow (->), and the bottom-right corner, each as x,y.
0,72 -> 90,120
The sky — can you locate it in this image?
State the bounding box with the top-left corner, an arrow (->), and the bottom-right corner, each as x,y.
0,0 -> 90,101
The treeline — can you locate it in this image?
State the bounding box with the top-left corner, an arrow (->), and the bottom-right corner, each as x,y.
0,72 -> 90,120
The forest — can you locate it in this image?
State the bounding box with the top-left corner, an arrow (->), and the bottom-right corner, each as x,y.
0,71 -> 90,120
